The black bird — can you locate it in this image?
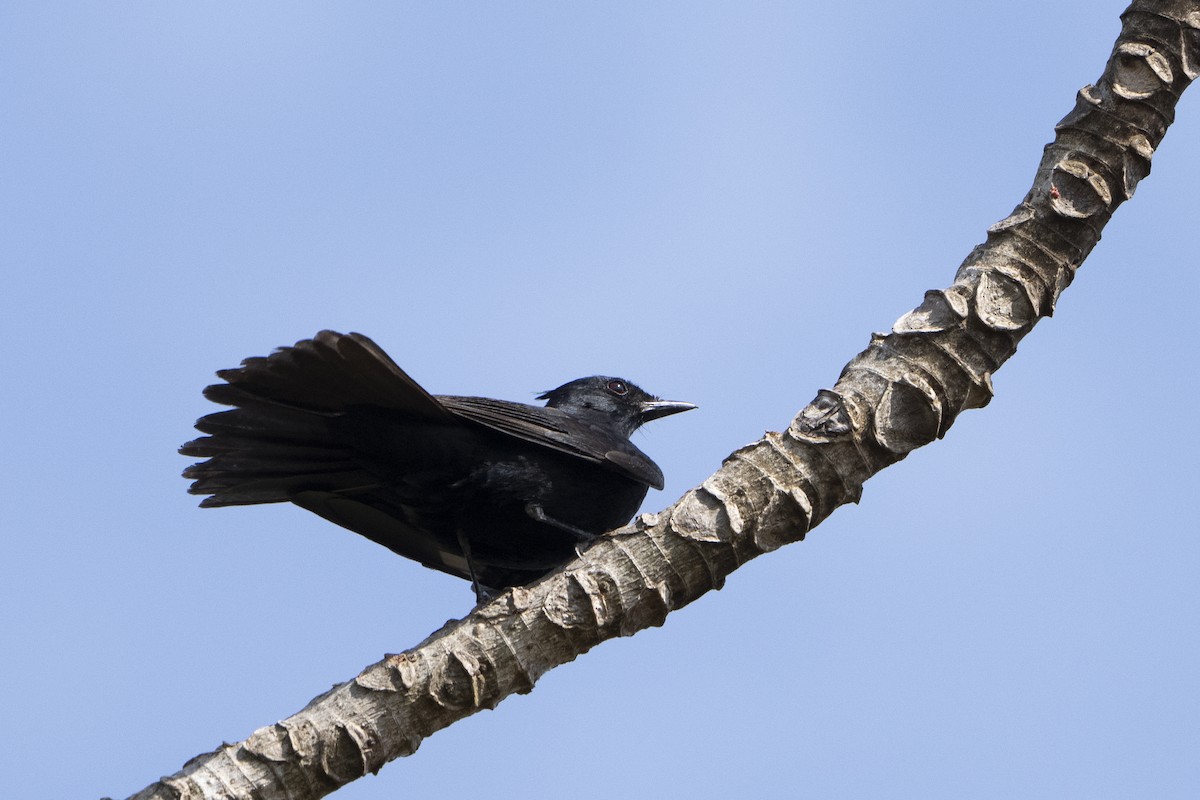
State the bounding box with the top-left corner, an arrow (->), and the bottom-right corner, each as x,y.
180,331 -> 695,601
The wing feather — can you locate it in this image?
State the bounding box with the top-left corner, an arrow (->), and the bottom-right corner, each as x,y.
438,395 -> 664,489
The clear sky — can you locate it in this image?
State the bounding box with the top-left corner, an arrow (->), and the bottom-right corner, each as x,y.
3,2 -> 1198,798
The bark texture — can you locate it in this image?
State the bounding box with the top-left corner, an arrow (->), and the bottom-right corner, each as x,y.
126,2 -> 1199,799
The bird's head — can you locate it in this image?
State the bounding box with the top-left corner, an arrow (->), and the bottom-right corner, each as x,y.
538,376 -> 696,438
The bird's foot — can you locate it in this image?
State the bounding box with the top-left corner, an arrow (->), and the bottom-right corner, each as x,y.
473,582 -> 500,605
524,502 -> 598,543
456,527 -> 501,605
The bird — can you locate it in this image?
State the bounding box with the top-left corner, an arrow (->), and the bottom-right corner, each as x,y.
179,330 -> 696,601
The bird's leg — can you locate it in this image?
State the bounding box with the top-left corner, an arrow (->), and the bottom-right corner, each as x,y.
455,528 -> 496,604
524,502 -> 598,543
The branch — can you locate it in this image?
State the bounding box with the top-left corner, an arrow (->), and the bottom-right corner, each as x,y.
126,2 -> 1200,798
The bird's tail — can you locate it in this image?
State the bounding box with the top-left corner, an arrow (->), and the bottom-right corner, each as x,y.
180,330 -> 449,507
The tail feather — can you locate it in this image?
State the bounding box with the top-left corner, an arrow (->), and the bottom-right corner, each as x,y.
192,398 -> 334,440
181,436 -> 348,461
194,471 -> 378,507
181,330 -> 439,508
184,451 -> 359,478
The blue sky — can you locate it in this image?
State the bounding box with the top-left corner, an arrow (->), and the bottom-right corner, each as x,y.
3,3 -> 1198,798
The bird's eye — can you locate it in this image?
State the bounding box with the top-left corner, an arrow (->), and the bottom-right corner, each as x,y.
607,379 -> 629,396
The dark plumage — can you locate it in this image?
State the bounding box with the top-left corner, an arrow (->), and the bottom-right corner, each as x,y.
180,331 -> 695,600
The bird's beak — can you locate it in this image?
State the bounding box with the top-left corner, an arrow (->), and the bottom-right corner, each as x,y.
639,399 -> 698,422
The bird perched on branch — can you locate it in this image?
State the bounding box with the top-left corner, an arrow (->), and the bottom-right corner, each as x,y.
180,330 -> 696,602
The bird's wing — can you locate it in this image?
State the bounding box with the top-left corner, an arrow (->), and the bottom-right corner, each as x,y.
602,449 -> 665,490
291,489 -> 472,579
203,330 -> 454,420
437,395 -> 665,489
183,331 -> 457,507
290,489 -> 561,591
